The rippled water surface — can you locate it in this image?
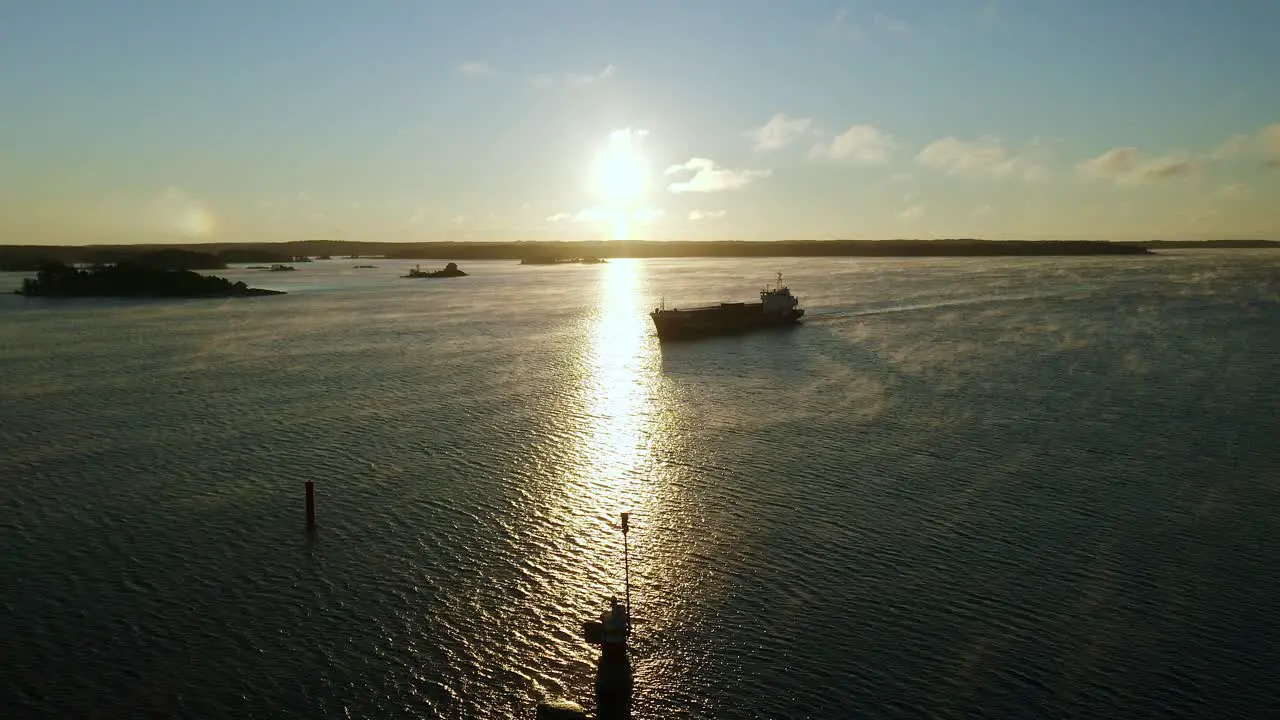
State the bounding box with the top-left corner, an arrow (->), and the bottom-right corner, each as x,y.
2,252 -> 1279,718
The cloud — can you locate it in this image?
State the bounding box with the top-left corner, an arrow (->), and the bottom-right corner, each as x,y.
1215,183 -> 1249,200
1076,147 -> 1195,184
898,204 -> 924,220
1141,154 -> 1196,179
566,64 -> 615,87
532,65 -> 615,89
548,207 -> 663,223
826,8 -> 864,42
974,204 -> 994,217
1263,123 -> 1280,166
610,127 -> 648,142
1208,133 -> 1250,160
873,10 -> 912,35
457,61 -> 496,77
689,209 -> 726,221
665,158 -> 771,193
1202,124 -> 1280,167
748,113 -> 814,152
809,124 -> 895,164
917,136 -> 1044,179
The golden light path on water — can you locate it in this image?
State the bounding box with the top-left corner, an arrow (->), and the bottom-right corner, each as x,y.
509,258 -> 686,710
569,259 -> 664,593
561,259 -> 688,640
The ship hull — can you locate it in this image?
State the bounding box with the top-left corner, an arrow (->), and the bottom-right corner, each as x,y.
649,304 -> 804,342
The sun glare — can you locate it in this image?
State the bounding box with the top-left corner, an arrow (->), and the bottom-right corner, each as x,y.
593,130 -> 648,203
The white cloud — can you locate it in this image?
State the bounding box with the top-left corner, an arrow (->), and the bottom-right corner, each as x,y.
457,61 -> 496,77
689,209 -> 726,221
610,127 -> 648,142
809,124 -> 895,164
665,158 -> 771,193
565,64 -> 615,88
1076,147 -> 1195,184
898,204 -> 924,219
532,65 -> 616,89
917,136 -> 1045,180
548,207 -> 663,224
748,113 -> 814,152
974,204 -> 994,217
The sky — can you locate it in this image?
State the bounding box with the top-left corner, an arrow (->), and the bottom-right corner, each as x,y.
1,0 -> 1278,245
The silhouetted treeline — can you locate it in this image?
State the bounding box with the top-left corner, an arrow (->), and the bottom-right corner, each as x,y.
1139,240 -> 1280,249
14,261 -> 284,298
379,239 -> 1155,259
0,246 -> 292,271
3,238 -> 1277,269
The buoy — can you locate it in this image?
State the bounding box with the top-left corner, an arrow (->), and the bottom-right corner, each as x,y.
305,481 -> 316,530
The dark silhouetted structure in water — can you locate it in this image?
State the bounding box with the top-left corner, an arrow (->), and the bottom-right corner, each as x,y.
403,262 -> 468,278
538,513 -> 635,719
13,262 -> 284,298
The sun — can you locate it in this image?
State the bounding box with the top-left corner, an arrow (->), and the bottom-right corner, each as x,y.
593,130 -> 648,203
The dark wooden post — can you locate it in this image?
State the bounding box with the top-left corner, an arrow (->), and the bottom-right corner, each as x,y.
305,481 -> 316,530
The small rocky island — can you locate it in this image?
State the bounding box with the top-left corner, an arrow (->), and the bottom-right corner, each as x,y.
14,261 -> 285,298
403,262 -> 468,278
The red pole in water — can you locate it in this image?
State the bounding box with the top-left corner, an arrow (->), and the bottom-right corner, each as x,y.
305,481 -> 316,529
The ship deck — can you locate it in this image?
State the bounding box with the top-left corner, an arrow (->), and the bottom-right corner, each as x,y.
658,302 -> 763,313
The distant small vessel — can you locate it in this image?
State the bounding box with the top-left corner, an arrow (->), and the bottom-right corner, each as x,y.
650,272 -> 804,341
403,262 -> 467,278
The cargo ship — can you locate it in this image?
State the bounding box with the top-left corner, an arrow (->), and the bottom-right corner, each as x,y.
649,273 -> 804,341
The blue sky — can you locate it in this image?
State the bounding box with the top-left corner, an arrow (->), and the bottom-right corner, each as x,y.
1,0 -> 1277,244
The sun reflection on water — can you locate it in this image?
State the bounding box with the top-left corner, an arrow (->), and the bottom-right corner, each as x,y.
561,259 -> 671,598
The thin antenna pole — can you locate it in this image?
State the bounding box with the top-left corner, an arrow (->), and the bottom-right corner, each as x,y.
621,512 -> 631,635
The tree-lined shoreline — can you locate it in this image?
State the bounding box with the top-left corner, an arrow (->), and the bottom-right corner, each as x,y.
2,238 -> 1277,272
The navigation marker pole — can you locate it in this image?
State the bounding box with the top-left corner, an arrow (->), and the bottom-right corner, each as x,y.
621,512 -> 631,635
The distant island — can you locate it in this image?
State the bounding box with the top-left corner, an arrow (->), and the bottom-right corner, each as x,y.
0,247 -> 312,272
3,238 -> 1277,269
14,262 -> 285,298
520,256 -> 608,265
403,262 -> 468,278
